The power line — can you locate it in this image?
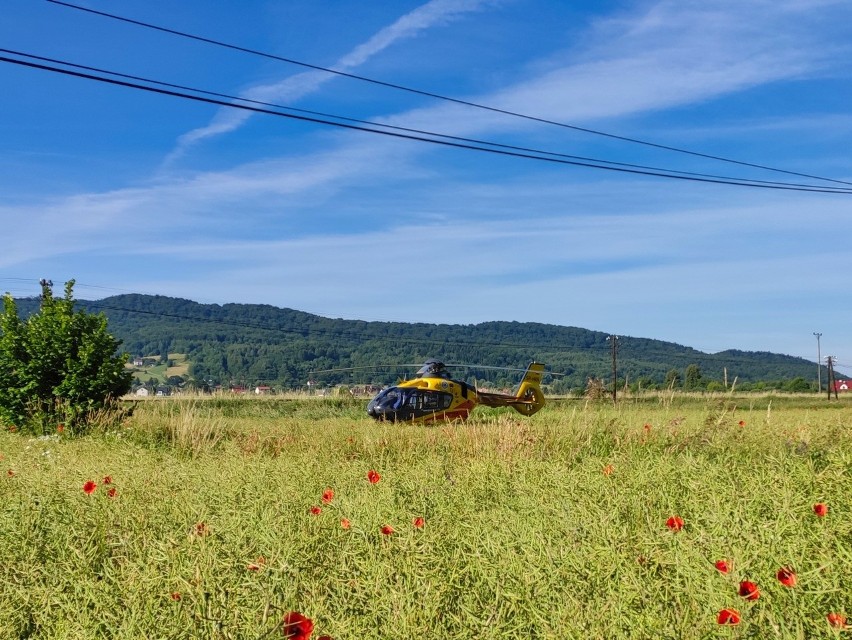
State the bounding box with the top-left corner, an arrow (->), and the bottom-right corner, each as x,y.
3,51 -> 852,194
5,48 -> 849,194
45,0 -> 852,188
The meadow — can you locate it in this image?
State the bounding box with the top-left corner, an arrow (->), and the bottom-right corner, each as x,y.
1,394 -> 850,639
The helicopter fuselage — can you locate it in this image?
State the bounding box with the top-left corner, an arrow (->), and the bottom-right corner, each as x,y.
366,376 -> 477,423
366,361 -> 546,423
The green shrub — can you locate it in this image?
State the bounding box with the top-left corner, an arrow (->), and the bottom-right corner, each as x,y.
0,280 -> 132,434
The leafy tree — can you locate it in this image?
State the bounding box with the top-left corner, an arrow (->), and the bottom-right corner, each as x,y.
664,369 -> 681,388
685,364 -> 702,390
0,280 -> 132,434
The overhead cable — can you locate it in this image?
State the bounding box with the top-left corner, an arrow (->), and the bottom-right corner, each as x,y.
5,48 -> 849,192
45,0 -> 852,188
2,51 -> 851,194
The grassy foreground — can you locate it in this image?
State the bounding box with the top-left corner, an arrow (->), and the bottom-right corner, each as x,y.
1,396 -> 850,639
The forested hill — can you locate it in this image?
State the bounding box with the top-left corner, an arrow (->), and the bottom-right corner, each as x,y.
11,293 -> 829,391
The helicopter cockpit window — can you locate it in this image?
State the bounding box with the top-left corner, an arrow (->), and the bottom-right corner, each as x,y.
368,388 -> 403,410
421,391 -> 452,410
384,389 -> 402,408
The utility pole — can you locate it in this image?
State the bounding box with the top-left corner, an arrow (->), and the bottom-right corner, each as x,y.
38,278 -> 52,299
826,356 -> 838,400
607,335 -> 619,403
813,332 -> 822,392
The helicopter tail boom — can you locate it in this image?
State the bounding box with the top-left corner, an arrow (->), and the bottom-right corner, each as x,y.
477,362 -> 546,416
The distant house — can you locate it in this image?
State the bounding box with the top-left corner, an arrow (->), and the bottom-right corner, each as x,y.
135,387 -> 149,397
833,380 -> 850,393
132,358 -> 145,367
230,385 -> 247,394
255,385 -> 272,395
155,386 -> 171,397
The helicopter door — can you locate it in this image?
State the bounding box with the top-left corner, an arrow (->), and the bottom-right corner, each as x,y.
410,389 -> 454,418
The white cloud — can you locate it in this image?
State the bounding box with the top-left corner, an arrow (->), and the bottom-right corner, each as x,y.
378,0 -> 847,139
166,0 -> 500,162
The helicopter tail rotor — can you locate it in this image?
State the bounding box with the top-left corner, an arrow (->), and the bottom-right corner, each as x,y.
509,362 -> 546,416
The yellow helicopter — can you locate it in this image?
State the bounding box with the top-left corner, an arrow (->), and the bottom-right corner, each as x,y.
366,359 -> 546,423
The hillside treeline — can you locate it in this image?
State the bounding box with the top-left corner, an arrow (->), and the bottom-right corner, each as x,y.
12,294 -> 826,392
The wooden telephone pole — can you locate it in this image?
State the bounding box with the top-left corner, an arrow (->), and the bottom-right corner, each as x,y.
607,335 -> 619,403
826,356 -> 838,400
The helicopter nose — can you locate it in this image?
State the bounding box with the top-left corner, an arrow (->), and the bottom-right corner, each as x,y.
367,406 -> 394,422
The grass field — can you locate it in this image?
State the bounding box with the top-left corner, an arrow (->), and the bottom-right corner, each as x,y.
127,352 -> 190,386
1,395 -> 850,639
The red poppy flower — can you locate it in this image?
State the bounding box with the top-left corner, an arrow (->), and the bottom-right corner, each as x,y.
102,475 -> 113,485
170,592 -> 182,601
776,567 -> 797,588
738,580 -> 760,600
827,613 -> 847,629
666,516 -> 684,531
738,420 -> 746,427
57,424 -> 64,434
413,516 -> 425,528
714,560 -> 730,574
309,505 -> 322,516
381,524 -> 394,536
321,488 -> 334,504
813,503 -> 828,517
367,470 -> 381,484
193,522 -> 209,537
340,518 -> 351,529
106,487 -> 117,498
83,480 -> 97,495
281,611 -> 314,640
717,608 -> 740,625
602,464 -> 614,476
643,423 -> 651,432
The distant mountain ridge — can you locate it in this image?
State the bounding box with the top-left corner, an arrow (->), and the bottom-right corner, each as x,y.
11,293 -> 830,391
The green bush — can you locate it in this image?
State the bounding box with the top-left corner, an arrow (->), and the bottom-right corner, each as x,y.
0,280 -> 132,434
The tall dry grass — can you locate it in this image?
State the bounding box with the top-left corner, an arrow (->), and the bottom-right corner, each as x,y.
129,399 -> 228,457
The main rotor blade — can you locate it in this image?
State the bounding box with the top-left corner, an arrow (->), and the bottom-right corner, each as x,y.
308,364 -> 425,375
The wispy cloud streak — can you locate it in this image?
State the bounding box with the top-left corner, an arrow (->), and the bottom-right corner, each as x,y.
166,0 -> 499,163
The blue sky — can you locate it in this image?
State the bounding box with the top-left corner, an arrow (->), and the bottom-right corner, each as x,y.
2,0 -> 851,369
